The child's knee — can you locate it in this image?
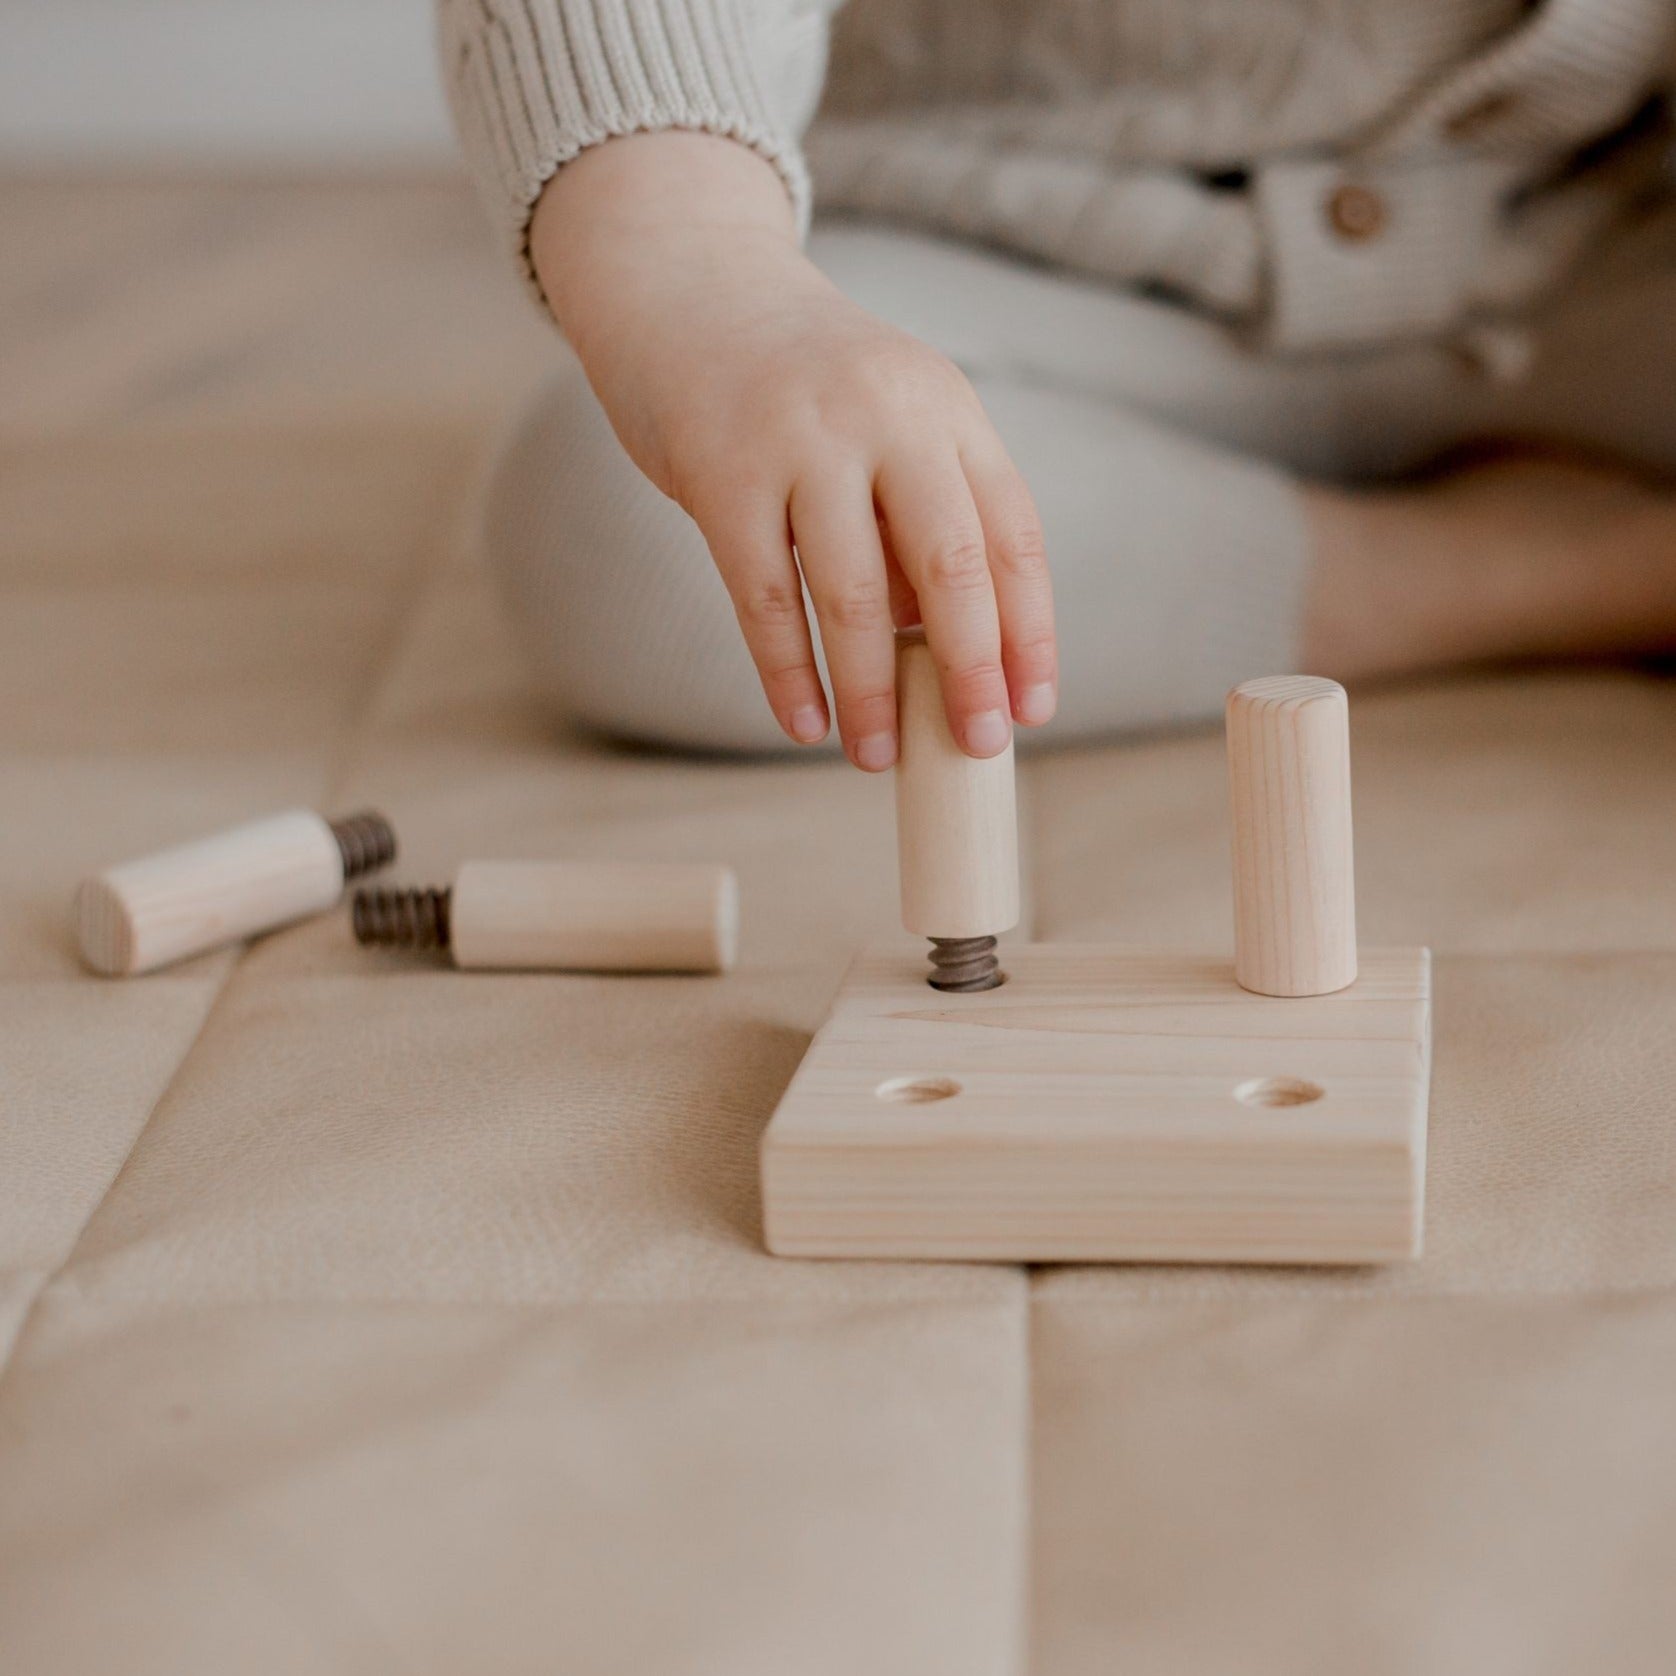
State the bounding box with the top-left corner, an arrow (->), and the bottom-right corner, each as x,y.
481,361 -> 799,754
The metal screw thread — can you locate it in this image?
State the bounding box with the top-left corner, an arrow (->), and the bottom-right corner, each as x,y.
352,886 -> 452,953
329,811 -> 397,880
927,935 -> 1002,992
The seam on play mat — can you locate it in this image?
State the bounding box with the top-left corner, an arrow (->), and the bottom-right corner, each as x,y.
1024,1274 -> 1676,1305
0,957 -> 247,1393
0,452 -> 465,1391
11,1274 -> 1676,1313
12,1292 -> 1034,1327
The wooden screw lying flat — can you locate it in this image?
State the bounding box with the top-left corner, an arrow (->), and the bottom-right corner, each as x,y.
76,808 -> 396,977
352,860 -> 738,974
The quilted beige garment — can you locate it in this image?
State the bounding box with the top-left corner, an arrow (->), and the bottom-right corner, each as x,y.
3,177 -> 1676,1675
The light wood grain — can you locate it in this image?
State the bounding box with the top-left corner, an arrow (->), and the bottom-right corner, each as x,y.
894,634 -> 1020,939
761,943 -> 1430,1264
448,861 -> 738,973
1227,675 -> 1358,997
75,809 -> 345,976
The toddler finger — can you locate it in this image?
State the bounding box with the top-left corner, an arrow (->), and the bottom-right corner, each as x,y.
961,438 -> 1057,727
879,516 -> 922,630
876,452 -> 1011,759
792,472 -> 899,771
710,504 -> 829,745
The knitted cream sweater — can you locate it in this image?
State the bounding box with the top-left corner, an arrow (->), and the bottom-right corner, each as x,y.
439,0 -> 1674,351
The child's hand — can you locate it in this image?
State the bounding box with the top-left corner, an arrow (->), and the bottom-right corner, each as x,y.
532,133 -> 1056,769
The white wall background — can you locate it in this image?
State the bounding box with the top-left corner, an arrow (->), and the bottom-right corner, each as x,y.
0,1 -> 455,163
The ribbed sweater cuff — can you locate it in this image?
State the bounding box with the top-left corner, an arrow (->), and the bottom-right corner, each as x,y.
439,0 -> 812,306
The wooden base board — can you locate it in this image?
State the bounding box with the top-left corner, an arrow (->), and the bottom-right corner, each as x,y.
761,944 -> 1431,1265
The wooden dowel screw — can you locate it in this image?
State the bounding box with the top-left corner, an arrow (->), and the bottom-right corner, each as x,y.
352,860 -> 737,974
76,807 -> 397,977
893,634 -> 1020,991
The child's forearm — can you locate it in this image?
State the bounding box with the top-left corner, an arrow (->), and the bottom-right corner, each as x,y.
530,132 -> 833,500
525,131 -> 1058,769
532,132 -> 804,372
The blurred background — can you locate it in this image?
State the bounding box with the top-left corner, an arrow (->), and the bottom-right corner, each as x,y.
0,1 -> 452,165
0,0 -> 555,462
0,0 -> 560,957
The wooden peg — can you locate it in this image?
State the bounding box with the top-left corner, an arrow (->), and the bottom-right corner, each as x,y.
894,633 -> 1020,989
76,809 -> 395,977
1226,675 -> 1357,997
355,861 -> 738,974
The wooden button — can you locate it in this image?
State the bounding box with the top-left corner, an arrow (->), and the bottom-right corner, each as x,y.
1325,181 -> 1387,243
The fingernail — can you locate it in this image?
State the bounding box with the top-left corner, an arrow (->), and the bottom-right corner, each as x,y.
789,704 -> 828,743
964,709 -> 1011,756
854,732 -> 897,771
1016,683 -> 1057,726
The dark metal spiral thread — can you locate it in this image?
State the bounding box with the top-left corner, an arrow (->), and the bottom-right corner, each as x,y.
352,886 -> 453,953
927,935 -> 1003,992
329,811 -> 398,880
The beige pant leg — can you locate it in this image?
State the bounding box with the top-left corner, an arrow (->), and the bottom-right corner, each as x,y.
482,348 -> 792,753
816,202 -> 1676,477
1485,200 -> 1676,472
480,205 -> 1676,753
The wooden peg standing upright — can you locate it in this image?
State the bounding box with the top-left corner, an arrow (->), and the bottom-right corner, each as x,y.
894,633 -> 1020,990
1226,675 -> 1357,997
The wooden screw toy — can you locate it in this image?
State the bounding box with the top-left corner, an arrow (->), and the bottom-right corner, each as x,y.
76,809 -> 396,977
761,671 -> 1432,1266
353,860 -> 738,974
895,632 -> 1020,990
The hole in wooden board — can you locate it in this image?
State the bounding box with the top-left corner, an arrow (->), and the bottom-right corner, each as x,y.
875,1075 -> 962,1104
1234,1076 -> 1325,1108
